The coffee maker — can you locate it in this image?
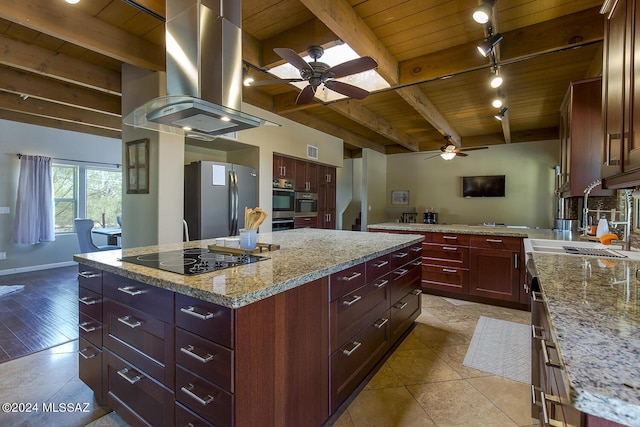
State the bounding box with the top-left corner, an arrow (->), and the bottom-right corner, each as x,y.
423,211 -> 438,224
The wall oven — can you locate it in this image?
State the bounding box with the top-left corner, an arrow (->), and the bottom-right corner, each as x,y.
272,178 -> 295,231
295,192 -> 318,216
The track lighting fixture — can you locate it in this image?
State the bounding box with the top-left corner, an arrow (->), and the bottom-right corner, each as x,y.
489,70 -> 503,88
477,33 -> 503,57
494,107 -> 508,120
491,95 -> 505,109
472,0 -> 496,24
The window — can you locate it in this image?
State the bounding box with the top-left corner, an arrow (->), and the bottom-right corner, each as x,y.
53,163 -> 122,234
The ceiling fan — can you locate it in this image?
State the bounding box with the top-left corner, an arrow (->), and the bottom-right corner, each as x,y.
425,135 -> 489,160
249,45 -> 378,105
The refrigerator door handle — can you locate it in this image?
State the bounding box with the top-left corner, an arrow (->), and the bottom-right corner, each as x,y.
229,170 -> 239,236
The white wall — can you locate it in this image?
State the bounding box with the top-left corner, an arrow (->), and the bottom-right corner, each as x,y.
385,140 -> 559,228
362,149 -> 388,227
0,119 -> 121,274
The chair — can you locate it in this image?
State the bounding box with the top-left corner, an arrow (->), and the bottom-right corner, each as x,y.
116,215 -> 122,227
74,218 -> 120,252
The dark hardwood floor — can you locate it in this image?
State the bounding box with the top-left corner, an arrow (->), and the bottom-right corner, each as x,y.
0,265 -> 78,363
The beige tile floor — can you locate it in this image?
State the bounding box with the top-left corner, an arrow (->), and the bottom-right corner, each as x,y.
0,294 -> 535,427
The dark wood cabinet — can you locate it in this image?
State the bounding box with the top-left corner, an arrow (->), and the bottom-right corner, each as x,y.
295,159 -> 318,192
77,266 -> 104,402
422,233 -> 470,294
273,154 -> 295,180
559,77 -> 612,197
318,165 -> 336,229
294,215 -> 317,229
601,0 -> 640,188
468,236 -> 522,303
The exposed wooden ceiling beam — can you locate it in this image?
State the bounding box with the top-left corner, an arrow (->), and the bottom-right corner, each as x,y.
261,19 -> 338,68
0,65 -> 121,115
0,0 -> 164,71
283,110 -> 386,153
0,91 -> 121,131
329,101 -> 419,152
0,34 -> 121,95
0,109 -> 121,139
395,87 -> 461,144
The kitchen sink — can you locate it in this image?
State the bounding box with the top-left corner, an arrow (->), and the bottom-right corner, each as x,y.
525,238 -> 640,260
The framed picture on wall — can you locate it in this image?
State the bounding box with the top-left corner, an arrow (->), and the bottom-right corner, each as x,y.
126,138 -> 149,194
391,190 -> 409,205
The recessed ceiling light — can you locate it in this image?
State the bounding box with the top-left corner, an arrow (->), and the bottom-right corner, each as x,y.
65,0 -> 80,4
220,116 -> 231,122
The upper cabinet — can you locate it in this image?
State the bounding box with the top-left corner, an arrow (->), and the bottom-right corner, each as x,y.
295,159 -> 318,192
273,154 -> 296,180
559,77 -> 612,197
601,0 -> 640,188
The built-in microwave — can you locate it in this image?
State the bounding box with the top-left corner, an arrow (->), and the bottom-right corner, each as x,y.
273,178 -> 295,219
295,192 -> 318,217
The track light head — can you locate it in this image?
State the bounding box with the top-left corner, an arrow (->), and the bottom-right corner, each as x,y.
491,95 -> 505,109
242,67 -> 254,86
477,33 -> 503,57
489,70 -> 503,88
472,1 -> 495,24
494,107 -> 508,120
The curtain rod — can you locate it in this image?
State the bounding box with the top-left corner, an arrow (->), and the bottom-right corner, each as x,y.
16,153 -> 121,168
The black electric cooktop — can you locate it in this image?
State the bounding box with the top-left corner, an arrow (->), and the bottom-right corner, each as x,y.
119,248 -> 269,276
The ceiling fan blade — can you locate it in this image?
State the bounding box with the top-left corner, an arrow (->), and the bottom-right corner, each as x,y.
247,78 -> 304,87
424,153 -> 442,160
458,146 -> 489,152
273,48 -> 313,74
456,152 -> 469,157
324,80 -> 369,100
296,84 -> 317,104
323,56 -> 378,79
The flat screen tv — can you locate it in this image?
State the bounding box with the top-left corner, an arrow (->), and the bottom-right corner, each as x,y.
462,175 -> 505,197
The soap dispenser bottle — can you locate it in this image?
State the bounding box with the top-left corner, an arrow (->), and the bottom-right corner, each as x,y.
596,215 -> 610,238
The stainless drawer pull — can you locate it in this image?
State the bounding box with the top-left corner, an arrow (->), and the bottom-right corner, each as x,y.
442,246 -> 457,251
181,383 -> 214,406
442,268 -> 457,273
79,347 -> 96,360
394,301 -> 408,310
78,271 -> 100,279
532,291 -> 543,303
374,279 -> 389,288
411,260 -> 422,266
180,305 -> 215,320
541,340 -> 563,369
117,367 -> 143,384
530,385 -> 539,406
342,341 -> 362,356
411,246 -> 422,252
394,252 -> 408,258
341,271 -> 362,281
373,260 -> 389,268
486,239 -> 503,243
442,236 -> 457,240
531,325 -> 544,340
374,318 -> 389,329
79,321 -> 96,333
79,296 -> 98,305
342,295 -> 362,306
117,315 -> 142,329
117,286 -> 143,296
412,289 -> 422,296
540,391 -> 563,426
394,268 -> 409,277
180,345 -> 214,363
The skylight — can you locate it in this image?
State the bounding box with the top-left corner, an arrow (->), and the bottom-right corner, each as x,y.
268,44 -> 390,103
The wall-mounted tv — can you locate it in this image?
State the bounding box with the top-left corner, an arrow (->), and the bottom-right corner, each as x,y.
462,175 -> 506,197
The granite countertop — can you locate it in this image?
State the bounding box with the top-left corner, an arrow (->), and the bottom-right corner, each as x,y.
73,229 -> 423,309
368,222 -> 583,241
532,252 -> 640,426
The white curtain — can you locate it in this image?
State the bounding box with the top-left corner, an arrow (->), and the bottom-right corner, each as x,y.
11,155 -> 55,244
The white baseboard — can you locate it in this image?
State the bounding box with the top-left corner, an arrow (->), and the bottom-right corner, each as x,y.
0,261 -> 77,276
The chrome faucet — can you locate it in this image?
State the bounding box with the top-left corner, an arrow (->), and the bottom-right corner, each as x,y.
582,180 -> 601,234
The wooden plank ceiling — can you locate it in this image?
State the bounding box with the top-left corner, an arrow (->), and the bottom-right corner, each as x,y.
0,0 -> 604,156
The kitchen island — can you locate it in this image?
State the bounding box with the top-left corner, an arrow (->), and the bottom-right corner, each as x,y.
74,229 -> 424,427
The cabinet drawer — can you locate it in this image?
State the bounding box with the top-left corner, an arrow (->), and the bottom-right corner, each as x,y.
330,263 -> 366,301
390,259 -> 421,304
423,243 -> 469,267
103,299 -> 174,386
407,243 -> 424,262
470,235 -> 522,251
366,253 -> 391,281
176,366 -> 233,427
330,277 -> 390,352
330,313 -> 390,412
176,328 -> 233,393
389,247 -> 413,269
78,265 -> 102,294
78,287 -> 102,321
294,216 -> 317,228
79,311 -> 102,347
390,290 -> 421,342
422,265 -> 469,294
105,350 -> 174,427
103,272 -> 174,324
176,402 -> 215,427
176,294 -> 234,349
78,337 -> 103,402
431,233 -> 470,245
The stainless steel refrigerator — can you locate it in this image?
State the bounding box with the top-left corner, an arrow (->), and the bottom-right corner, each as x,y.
184,161 -> 257,240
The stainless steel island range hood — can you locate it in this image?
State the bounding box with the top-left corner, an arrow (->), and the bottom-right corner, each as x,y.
124,0 -> 269,140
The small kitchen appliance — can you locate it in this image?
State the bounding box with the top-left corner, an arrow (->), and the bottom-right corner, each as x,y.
423,212 -> 438,224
